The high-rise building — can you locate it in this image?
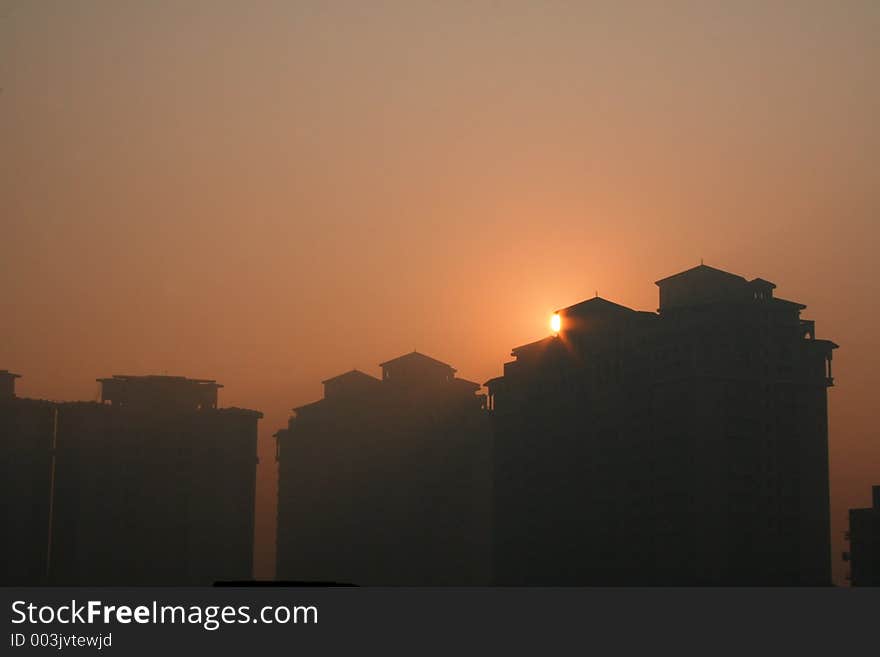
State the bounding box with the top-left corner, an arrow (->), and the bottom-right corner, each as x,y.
47,375 -> 262,585
844,486 -> 880,586
276,352 -> 492,585
0,371 -> 55,585
487,265 -> 837,585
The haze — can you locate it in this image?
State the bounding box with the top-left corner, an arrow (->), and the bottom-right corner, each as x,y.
1,1 -> 877,582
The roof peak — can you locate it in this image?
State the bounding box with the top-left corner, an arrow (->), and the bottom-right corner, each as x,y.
655,263 -> 747,286
379,351 -> 455,370
557,296 -> 636,315
321,369 -> 381,385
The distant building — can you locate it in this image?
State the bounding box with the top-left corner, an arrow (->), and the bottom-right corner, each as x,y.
487,265 -> 837,585
276,352 -> 492,585
0,371 -> 55,585
0,369 -> 20,400
48,375 -> 262,585
845,486 -> 880,586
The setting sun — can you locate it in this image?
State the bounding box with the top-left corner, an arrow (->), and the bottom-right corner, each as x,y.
550,313 -> 561,334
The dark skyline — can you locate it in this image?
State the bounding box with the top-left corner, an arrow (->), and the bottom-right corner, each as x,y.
2,2 -> 878,584
0,262 -> 870,586
1,263 -> 854,586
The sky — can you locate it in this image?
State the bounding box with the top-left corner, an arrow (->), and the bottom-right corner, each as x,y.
1,1 -> 878,583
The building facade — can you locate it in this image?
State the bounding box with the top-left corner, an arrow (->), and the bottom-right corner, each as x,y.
276,352 -> 492,585
845,486 -> 880,586
487,265 -> 837,585
45,375 -> 262,585
0,371 -> 55,585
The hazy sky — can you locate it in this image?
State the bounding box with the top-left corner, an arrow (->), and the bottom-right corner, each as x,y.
2,1 -> 878,581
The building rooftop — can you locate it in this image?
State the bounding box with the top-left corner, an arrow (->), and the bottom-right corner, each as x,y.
654,263 -> 748,286
748,277 -> 777,290
653,263 -> 806,311
379,351 -> 455,372
0,370 -> 21,399
97,374 -> 224,410
556,296 -> 637,316
96,374 -> 222,388
450,378 -> 482,392
511,335 -> 558,357
292,399 -> 325,414
321,369 -> 381,385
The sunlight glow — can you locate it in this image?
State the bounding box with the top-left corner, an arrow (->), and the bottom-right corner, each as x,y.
550,313 -> 561,334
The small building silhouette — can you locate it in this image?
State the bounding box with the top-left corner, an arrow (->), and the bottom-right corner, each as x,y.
487,265 -> 837,585
47,375 -> 262,585
844,486 -> 880,586
0,371 -> 55,585
275,352 -> 492,585
0,369 -> 21,400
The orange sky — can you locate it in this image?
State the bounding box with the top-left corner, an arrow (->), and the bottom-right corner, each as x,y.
1,1 -> 878,583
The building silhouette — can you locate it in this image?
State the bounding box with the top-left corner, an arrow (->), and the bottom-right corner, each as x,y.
275,352 -> 492,585
844,486 -> 880,586
486,265 -> 837,585
0,371 -> 55,584
11,374 -> 264,585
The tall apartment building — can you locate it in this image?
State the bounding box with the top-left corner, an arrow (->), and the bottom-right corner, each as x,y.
276,352 -> 492,585
48,375 -> 262,585
0,371 -> 55,584
487,265 -> 837,585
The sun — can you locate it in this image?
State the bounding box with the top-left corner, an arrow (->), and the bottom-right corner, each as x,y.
550,313 -> 561,334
